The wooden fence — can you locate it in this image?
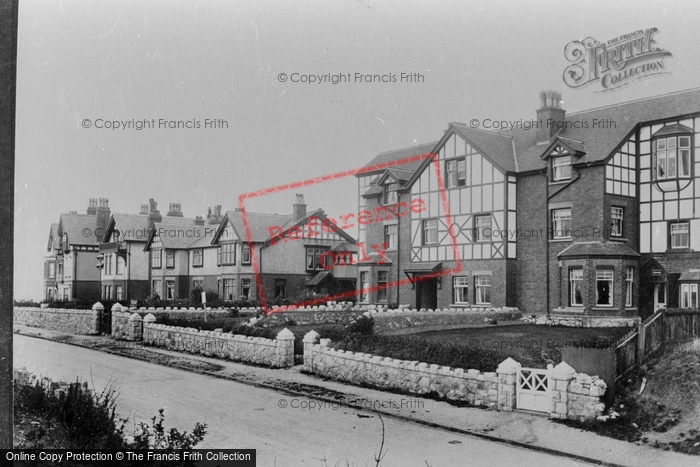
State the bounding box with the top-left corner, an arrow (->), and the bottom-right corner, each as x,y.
563,309 -> 700,389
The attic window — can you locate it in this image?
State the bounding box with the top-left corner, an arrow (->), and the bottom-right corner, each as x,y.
652,125 -> 693,192
552,156 -> 571,181
384,182 -> 399,205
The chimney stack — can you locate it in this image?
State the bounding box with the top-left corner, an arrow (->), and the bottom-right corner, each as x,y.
140,204 -> 149,215
293,194 -> 307,223
167,202 -> 183,217
147,198 -> 162,226
87,198 -> 97,215
194,215 -> 204,226
207,205 -> 223,225
95,198 -> 111,242
536,90 -> 566,144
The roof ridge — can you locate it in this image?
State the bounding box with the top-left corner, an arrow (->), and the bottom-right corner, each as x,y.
453,123 -> 514,139
567,87 -> 700,117
376,141 -> 439,156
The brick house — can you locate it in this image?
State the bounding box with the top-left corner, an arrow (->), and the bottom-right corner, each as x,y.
100,199 -> 203,301
357,88 -> 700,322
43,198 -> 110,301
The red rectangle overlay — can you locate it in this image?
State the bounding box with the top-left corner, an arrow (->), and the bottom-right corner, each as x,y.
238,152 -> 461,313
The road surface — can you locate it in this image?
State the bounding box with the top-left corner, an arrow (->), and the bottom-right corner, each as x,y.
14,335 -> 596,467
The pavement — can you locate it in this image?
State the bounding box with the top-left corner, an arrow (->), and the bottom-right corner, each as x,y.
12,325 -> 699,467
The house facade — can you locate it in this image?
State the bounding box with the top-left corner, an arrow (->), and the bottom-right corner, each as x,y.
43,198 -> 110,302
357,88 -> 700,322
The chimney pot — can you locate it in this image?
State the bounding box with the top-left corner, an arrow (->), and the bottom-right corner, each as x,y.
292,194 -> 307,223
536,90 -> 566,144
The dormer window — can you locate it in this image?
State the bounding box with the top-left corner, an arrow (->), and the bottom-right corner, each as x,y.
652,124 -> 693,192
552,156 -> 571,181
384,182 -> 398,205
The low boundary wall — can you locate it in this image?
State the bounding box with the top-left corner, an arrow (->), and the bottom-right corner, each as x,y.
142,321 -> 294,368
303,331 -> 606,420
14,306 -> 99,335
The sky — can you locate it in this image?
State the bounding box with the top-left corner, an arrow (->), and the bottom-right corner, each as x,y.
14,0 -> 700,300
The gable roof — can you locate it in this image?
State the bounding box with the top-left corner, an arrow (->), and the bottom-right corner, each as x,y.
107,213 -> 151,242
359,142 -> 438,178
146,223 -> 209,250
47,223 -> 60,251
58,213 -> 98,247
450,124 -> 518,172
225,210 -> 293,243
515,87 -> 700,173
263,208 -> 357,245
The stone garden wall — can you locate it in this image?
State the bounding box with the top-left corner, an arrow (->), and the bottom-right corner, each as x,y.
13,307 -> 99,335
303,331 -> 606,420
142,321 -> 294,368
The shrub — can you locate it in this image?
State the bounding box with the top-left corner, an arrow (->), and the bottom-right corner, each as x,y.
14,373 -> 207,451
323,333 -> 509,372
346,314 -> 374,335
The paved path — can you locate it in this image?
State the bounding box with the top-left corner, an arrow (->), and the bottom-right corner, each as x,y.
15,334 -> 598,467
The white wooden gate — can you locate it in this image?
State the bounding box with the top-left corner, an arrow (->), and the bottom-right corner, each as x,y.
516,367 -> 550,413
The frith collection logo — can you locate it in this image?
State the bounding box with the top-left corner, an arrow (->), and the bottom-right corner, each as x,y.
563,28 -> 672,92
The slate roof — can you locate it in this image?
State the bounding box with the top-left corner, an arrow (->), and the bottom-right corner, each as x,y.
558,242 -> 640,258
359,142 -> 439,178
59,213 -> 98,246
109,214 -> 151,241
513,87 -> 700,173
152,223 -> 208,249
363,88 -> 700,181
227,210 -> 293,243
678,270 -> 700,282
47,223 -> 60,251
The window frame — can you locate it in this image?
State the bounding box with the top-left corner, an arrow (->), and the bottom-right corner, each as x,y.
595,268 -> 614,307
680,283 -> 698,309
166,249 -> 175,269
552,208 -> 572,240
377,270 -> 389,302
359,270 -> 370,303
273,278 -> 287,300
218,243 -> 235,265
653,133 -> 693,181
306,247 -> 330,271
383,182 -> 399,205
474,275 -> 491,305
569,268 -> 584,307
384,224 -> 397,250
422,219 -> 438,245
670,221 -> 690,249
150,249 -> 162,269
241,278 -> 252,299
152,279 -> 162,297
611,207 -> 624,238
192,248 -> 204,267
625,266 -> 634,307
241,243 -> 251,265
473,214 -> 492,242
453,276 -> 470,305
552,156 -> 572,181
222,278 -> 235,301
445,157 -> 467,188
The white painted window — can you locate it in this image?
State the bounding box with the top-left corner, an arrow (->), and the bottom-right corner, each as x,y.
552,156 -> 571,181
377,270 -> 389,302
475,276 -> 491,305
625,267 -> 634,307
453,276 -> 469,304
384,224 -> 397,250
596,269 -> 614,307
611,207 -> 624,237
423,219 -> 438,245
680,283 -> 698,309
670,222 -> 689,249
570,269 -> 583,306
552,209 -> 572,239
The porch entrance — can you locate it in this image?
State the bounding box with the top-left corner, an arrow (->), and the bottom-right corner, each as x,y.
516,367 -> 550,413
416,278 -> 438,310
654,282 -> 666,312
